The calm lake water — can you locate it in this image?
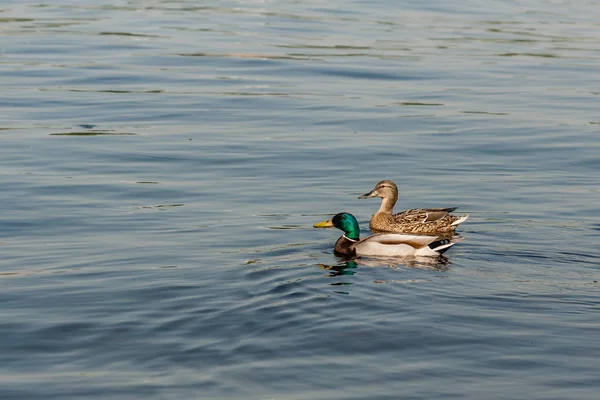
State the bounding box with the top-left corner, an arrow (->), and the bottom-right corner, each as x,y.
1,0 -> 599,399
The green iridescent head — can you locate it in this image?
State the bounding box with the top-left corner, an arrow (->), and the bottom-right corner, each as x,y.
314,212 -> 360,240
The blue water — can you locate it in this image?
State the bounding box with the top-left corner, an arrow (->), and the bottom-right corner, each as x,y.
1,1 -> 599,399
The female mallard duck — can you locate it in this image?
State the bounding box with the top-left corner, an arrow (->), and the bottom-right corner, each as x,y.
313,212 -> 455,257
358,180 -> 468,235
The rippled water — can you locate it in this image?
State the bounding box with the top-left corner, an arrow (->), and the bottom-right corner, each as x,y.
1,1 -> 599,399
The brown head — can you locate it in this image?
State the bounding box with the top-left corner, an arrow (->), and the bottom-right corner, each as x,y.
358,180 -> 398,200
358,180 -> 399,214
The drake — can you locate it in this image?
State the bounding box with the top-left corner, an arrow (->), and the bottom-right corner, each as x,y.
314,212 -> 455,257
358,180 -> 468,234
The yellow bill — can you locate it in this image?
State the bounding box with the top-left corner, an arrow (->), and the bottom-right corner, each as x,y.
313,218 -> 334,228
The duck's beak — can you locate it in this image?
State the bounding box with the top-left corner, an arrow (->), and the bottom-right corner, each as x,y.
313,218 -> 334,228
358,190 -> 376,199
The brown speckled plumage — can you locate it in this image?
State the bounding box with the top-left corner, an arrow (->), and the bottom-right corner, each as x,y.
358,180 -> 468,235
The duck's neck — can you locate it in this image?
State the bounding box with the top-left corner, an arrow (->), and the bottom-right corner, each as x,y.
377,194 -> 398,214
343,227 -> 360,241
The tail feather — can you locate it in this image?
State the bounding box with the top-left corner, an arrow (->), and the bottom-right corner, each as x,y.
428,239 -> 455,255
451,214 -> 469,226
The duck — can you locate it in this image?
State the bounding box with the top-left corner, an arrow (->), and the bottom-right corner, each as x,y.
358,180 -> 468,235
313,212 -> 455,257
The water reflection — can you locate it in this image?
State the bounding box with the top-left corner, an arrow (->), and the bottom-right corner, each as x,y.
363,255 -> 451,271
317,260 -> 358,277
317,256 -> 450,295
318,255 -> 451,275
318,261 -> 358,295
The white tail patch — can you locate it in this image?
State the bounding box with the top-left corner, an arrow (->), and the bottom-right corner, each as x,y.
431,242 -> 455,253
451,214 -> 469,226
414,241 -> 454,256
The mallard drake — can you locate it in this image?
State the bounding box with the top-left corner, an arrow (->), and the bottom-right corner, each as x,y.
358,180 -> 468,234
313,212 -> 455,257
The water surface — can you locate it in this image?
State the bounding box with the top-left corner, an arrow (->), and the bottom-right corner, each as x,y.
1,1 -> 599,399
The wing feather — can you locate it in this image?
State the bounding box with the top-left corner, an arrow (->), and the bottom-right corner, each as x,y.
360,233 -> 441,247
354,233 -> 455,257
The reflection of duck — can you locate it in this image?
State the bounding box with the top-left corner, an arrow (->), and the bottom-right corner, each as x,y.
358,180 -> 468,234
317,261 -> 358,276
314,212 -> 455,257
319,258 -> 450,274
355,255 -> 451,271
